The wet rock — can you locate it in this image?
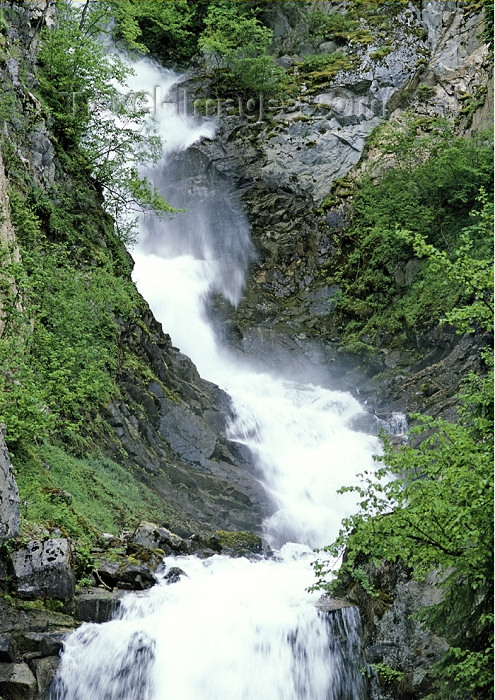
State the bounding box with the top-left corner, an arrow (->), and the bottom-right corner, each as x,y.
132,521 -> 195,555
9,539 -> 74,600
347,412 -> 382,436
194,548 -> 217,559
336,561 -> 449,700
315,596 -> 357,614
29,655 -> 60,698
104,310 -> 270,534
96,560 -> 119,587
17,631 -> 65,658
115,562 -> 156,590
96,546 -> 164,591
75,588 -> 126,623
163,567 -> 187,584
0,634 -> 16,662
0,597 -> 76,640
0,662 -> 37,700
368,569 -> 449,698
0,425 -> 20,543
212,530 -> 263,556
158,399 -> 217,469
0,594 -> 75,699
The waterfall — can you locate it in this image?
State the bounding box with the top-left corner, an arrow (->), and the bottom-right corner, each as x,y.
51,59 -> 382,699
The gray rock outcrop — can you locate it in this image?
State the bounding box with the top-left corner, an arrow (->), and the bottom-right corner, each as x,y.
0,661 -> 37,700
107,310 -> 271,534
75,588 -> 126,624
0,634 -> 16,663
337,562 -> 449,700
132,521 -> 191,553
368,571 -> 449,698
0,425 -> 20,543
9,538 -> 75,600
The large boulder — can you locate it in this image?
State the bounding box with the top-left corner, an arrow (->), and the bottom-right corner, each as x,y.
0,425 -> 20,543
0,662 -> 37,700
96,544 -> 164,591
0,634 -> 16,663
75,588 -> 126,623
212,530 -> 263,557
16,631 -> 65,658
132,521 -> 192,554
9,539 -> 74,600
29,656 -> 60,699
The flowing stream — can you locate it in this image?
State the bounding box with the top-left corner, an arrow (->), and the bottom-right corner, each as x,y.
51,60 -> 385,700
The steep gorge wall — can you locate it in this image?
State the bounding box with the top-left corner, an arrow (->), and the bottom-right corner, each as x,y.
188,0 -> 492,422
0,0 -> 269,538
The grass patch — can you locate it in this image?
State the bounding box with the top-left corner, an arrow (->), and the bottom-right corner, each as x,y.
298,51 -> 357,92
15,444 -> 171,544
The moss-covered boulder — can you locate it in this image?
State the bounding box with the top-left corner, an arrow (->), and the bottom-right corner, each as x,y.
212,530 -> 263,556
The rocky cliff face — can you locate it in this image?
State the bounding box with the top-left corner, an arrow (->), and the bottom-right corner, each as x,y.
0,426 -> 19,543
107,307 -> 270,533
186,0 -> 492,422
0,0 -> 270,539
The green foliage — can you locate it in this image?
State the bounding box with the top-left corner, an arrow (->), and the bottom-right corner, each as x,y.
214,530 -> 262,552
372,662 -> 404,687
309,9 -> 372,44
7,189 -> 43,247
112,0 -> 198,66
308,3 -> 410,47
313,237 -> 494,699
330,119 -> 493,345
0,9 -> 9,64
297,51 -> 356,94
113,1 -> 292,98
199,2 -> 287,98
369,44 -> 393,61
0,334 -> 53,450
26,248 -> 136,443
0,9 -> 8,33
300,51 -> 354,76
481,0 -> 494,47
38,2 -> 127,147
458,84 -> 489,127
400,192 -> 494,334
1,189 -> 140,453
0,227 -> 52,449
416,83 -> 436,101
37,1 -> 174,242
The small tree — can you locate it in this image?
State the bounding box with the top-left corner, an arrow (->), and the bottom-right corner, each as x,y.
38,2 -> 174,243
199,3 -> 286,98
112,0 -> 197,66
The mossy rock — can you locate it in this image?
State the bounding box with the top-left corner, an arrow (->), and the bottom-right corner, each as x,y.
213,530 -> 263,554
125,543 -> 164,566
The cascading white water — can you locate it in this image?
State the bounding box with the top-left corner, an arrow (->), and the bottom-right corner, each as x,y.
51,59 -> 383,700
